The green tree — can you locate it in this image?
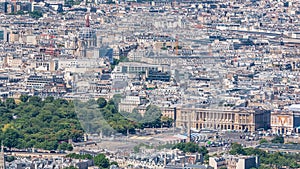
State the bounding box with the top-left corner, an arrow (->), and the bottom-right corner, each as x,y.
199,146 -> 208,155
58,142 -> 73,151
259,138 -> 268,144
0,107 -> 10,117
110,161 -> 118,167
5,98 -> 16,109
5,156 -> 15,162
172,142 -> 208,155
204,154 -> 210,164
53,98 -> 69,107
229,142 -> 300,168
141,105 -> 162,128
183,142 -> 199,153
29,10 -> 43,19
28,96 -> 42,107
87,99 -> 97,106
133,145 -> 140,153
64,167 -> 78,169
39,141 -> 58,150
161,116 -> 173,127
122,109 -> 143,122
0,96 -> 84,150
97,98 -> 107,108
66,153 -> 93,160
2,128 -> 21,149
0,100 -> 5,107
271,136 -> 284,144
258,165 -> 271,169
15,10 -> 25,15
44,96 -> 55,103
19,95 -> 30,102
94,154 -> 110,168
67,144 -> 73,151
110,94 -> 122,110
229,143 -> 245,155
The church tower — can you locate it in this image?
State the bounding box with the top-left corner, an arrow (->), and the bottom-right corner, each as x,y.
0,143 -> 5,169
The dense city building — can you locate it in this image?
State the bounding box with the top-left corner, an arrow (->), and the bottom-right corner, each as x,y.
0,0 -> 300,168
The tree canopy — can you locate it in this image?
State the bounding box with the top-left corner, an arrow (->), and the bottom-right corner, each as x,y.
229,143 -> 300,169
172,142 -> 208,155
97,97 -> 107,108
29,11 -> 43,19
0,94 -> 174,150
66,153 -> 93,160
64,166 -> 78,169
67,153 -> 112,169
94,154 -> 110,168
75,96 -> 172,136
229,143 -> 245,155
0,96 -> 83,150
259,138 -> 268,144
271,136 -> 284,144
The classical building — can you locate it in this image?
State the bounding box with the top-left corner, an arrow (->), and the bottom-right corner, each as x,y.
137,106 -> 176,119
118,96 -> 141,113
271,104 -> 300,134
176,106 -> 270,132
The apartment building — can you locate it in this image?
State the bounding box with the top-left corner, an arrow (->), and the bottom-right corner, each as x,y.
114,62 -> 161,74
26,75 -> 65,91
209,155 -> 259,169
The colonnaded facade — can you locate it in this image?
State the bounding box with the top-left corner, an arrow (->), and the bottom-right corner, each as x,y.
175,106 -> 270,132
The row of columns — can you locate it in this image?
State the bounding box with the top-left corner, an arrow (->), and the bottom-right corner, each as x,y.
179,111 -> 256,132
272,126 -> 295,134
193,111 -> 235,122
